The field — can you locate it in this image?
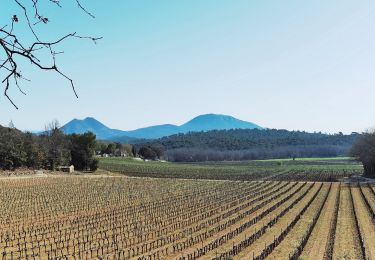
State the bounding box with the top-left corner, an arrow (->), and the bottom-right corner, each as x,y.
0,158 -> 373,260
99,157 -> 362,182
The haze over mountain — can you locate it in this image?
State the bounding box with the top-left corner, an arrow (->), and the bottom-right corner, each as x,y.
61,114 -> 262,141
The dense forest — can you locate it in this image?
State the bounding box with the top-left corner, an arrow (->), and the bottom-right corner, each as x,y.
137,129 -> 360,162
0,123 -> 98,171
0,123 -> 361,166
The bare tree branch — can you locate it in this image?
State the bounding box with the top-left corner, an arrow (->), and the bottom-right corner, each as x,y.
1,0 -> 101,109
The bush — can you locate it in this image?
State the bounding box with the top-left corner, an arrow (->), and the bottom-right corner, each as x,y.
90,159 -> 99,171
138,146 -> 157,160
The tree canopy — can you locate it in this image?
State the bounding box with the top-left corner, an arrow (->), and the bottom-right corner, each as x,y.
137,128 -> 359,162
351,131 -> 375,178
70,132 -> 98,171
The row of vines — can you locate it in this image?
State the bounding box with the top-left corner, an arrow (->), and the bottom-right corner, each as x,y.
0,174 -> 374,259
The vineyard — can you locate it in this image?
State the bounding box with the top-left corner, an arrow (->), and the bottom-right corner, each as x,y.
98,157 -> 362,182
1,170 -> 375,259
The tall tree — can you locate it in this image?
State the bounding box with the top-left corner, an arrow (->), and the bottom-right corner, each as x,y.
0,125 -> 26,169
23,132 -> 45,169
351,131 -> 375,178
131,145 -> 137,157
105,143 -> 116,155
42,120 -> 70,170
70,132 -> 98,171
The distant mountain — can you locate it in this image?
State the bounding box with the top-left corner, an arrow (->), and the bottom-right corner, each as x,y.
61,117 -> 135,142
180,114 -> 261,132
61,114 -> 262,141
124,124 -> 181,140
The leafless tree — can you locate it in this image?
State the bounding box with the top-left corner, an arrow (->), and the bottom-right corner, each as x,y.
0,0 -> 101,109
43,119 -> 70,170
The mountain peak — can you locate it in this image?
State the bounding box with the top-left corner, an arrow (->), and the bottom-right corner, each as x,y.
83,117 -> 99,122
189,113 -> 230,120
64,117 -> 108,129
61,117 -> 129,140
181,114 -> 262,132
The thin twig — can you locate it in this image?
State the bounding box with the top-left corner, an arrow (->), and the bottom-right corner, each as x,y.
0,0 -> 100,108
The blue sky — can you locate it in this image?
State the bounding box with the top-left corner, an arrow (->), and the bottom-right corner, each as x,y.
1,0 -> 375,133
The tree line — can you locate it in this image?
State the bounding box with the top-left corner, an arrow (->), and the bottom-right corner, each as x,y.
96,142 -> 135,157
165,145 -> 352,162
3,120 -> 374,176
0,122 -> 98,171
0,119 -> 166,171
137,128 -> 360,162
97,141 -> 165,161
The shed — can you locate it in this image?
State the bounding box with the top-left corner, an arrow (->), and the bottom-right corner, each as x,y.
59,165 -> 74,173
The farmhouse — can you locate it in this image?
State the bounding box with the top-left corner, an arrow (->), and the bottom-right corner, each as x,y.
58,165 -> 74,173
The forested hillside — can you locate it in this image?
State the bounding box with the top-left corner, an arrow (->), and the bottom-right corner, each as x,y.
137,129 -> 359,162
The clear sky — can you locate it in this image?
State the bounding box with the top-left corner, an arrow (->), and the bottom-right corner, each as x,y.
1,0 -> 375,133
